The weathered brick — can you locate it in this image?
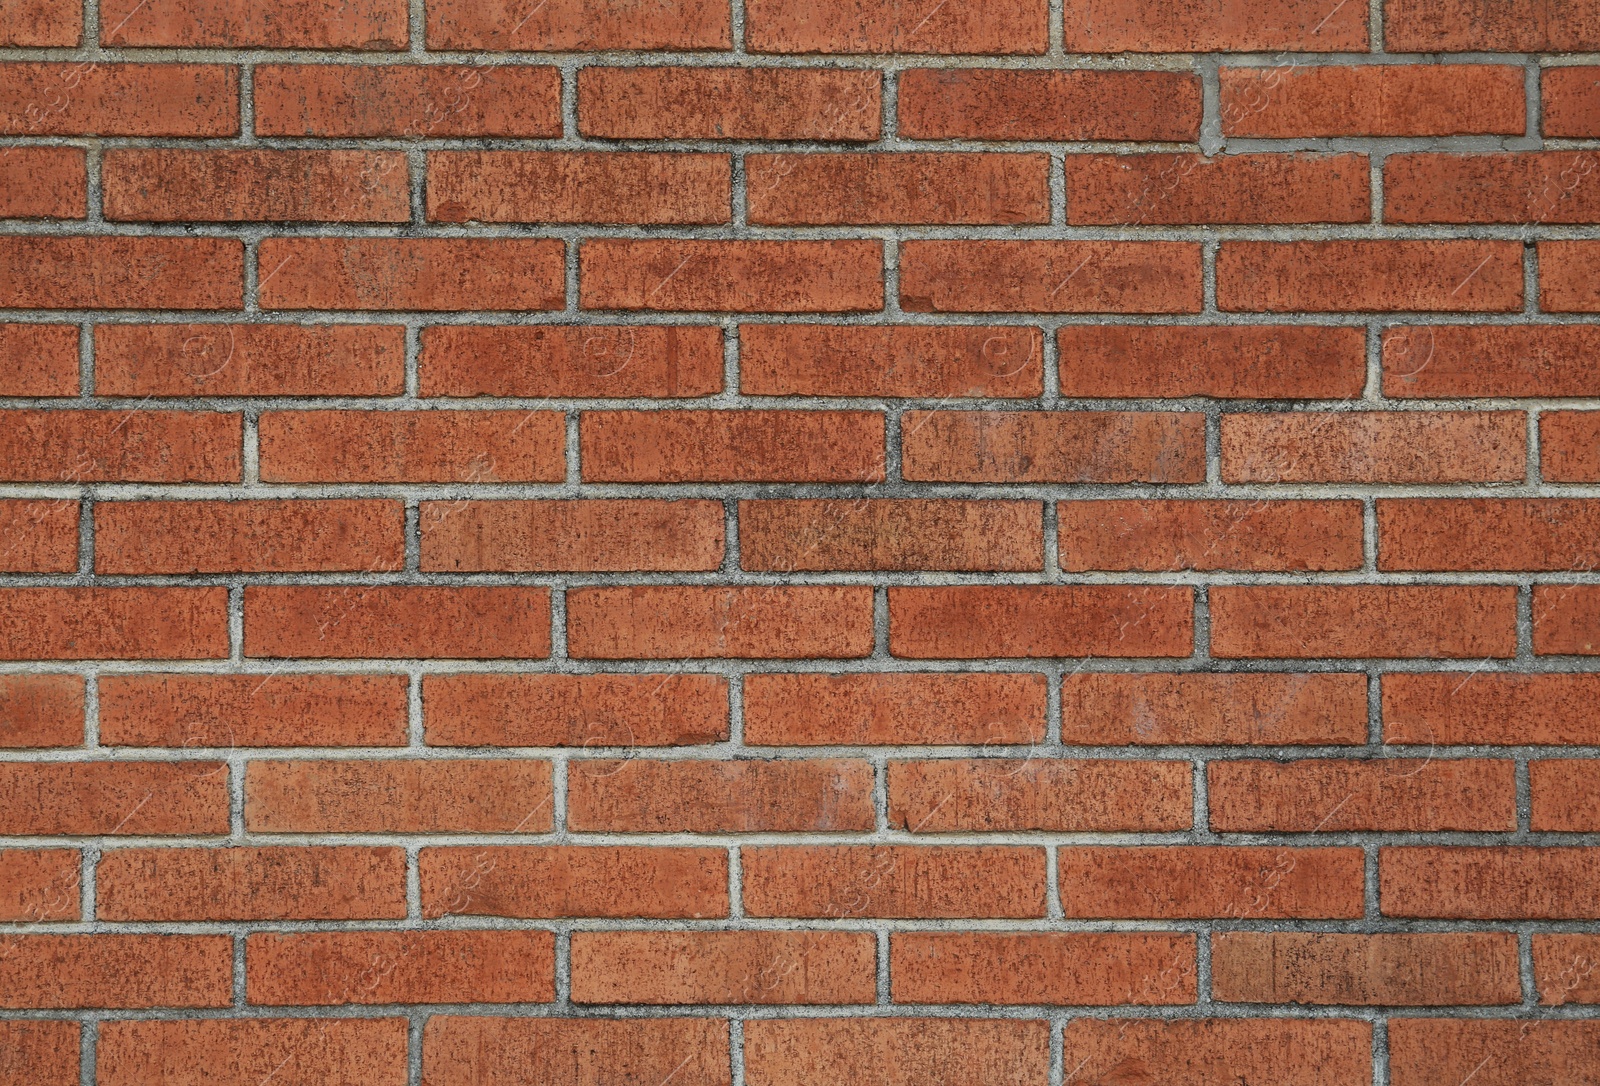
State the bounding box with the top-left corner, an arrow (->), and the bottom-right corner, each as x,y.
748,152 -> 1050,225
901,410 -> 1205,483
900,241 -> 1203,313
259,410 -> 564,483
99,673 -> 409,748
245,759 -> 553,833
426,0 -> 732,50
247,930 -> 555,1005
0,63 -> 237,136
102,0 -> 405,45
1386,153 -> 1600,224
1383,325 -> 1600,398
743,846 -> 1046,918
104,149 -> 408,223
0,674 -> 84,748
0,146 -> 84,218
420,325 -> 723,398
255,64 -> 562,137
0,761 -> 228,835
888,758 -> 1192,831
581,239 -> 883,313
0,498 -> 78,573
1387,0 -> 1600,51
741,499 -> 1042,571
98,1019 -> 407,1086
740,324 -> 1043,398
244,586 -> 551,660
1533,934 -> 1600,1003
1531,760 -> 1600,832
580,66 -> 881,140
1059,499 -> 1363,571
745,1018 -> 1048,1086
1533,585 -> 1600,654
1382,847 -> 1600,918
0,1022 -> 77,1082
1,0 -> 78,44
422,499 -> 725,572
1380,499 -> 1600,571
1540,241 -> 1600,312
1384,673 -> 1600,746
1063,1019 -> 1370,1086
889,585 -> 1194,659
0,409 -> 240,482
1388,1019 -> 1600,1086
420,846 -> 728,919
1222,64 -> 1525,137
1218,241 -> 1524,312
1057,325 -> 1366,399
1208,758 -> 1517,832
891,932 -> 1196,1005
580,410 -> 884,483
259,238 -> 566,312
0,323 -> 78,396
95,323 -> 406,397
1057,846 -> 1365,919
1544,66 -> 1600,137
1062,672 -> 1369,746
1065,152 -> 1370,225
1213,931 -> 1520,1006
0,237 -> 244,309
567,585 -> 874,659
0,587 -> 229,660
743,672 -> 1048,747
1221,411 -> 1526,483
571,931 -> 875,1004
569,758 -> 874,832
97,846 -> 407,920
423,673 -> 729,748
898,68 -> 1200,141
1211,585 -> 1519,659
1063,0 -> 1367,51
1542,410 -> 1600,481
424,1018 -> 729,1086
96,500 -> 403,574
0,934 -> 230,1008
745,0 -> 1047,54
428,151 -> 730,225
0,848 -> 78,920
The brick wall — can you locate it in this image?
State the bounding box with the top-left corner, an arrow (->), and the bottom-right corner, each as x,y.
3,0 -> 1600,1082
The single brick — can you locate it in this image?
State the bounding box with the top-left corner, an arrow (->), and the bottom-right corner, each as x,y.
1381,847 -> 1600,918
101,0 -> 406,47
740,499 -> 1042,572
740,324 -> 1044,398
0,237 -> 244,309
748,152 -> 1050,225
0,409 -> 240,483
1222,64 -> 1525,137
0,1022 -> 77,1083
0,587 -> 229,660
259,238 -> 565,312
0,934 -> 230,1008
424,1018 -> 728,1086
1386,153 -> 1600,223
568,585 -> 874,659
0,848 -> 79,920
1534,585 -> 1600,654
1383,325 -> 1600,398
891,932 -> 1196,1005
0,146 -> 84,218
255,64 -> 562,137
580,409 -> 884,483
96,846 -> 407,920
248,930 -> 555,1005
1211,585 -> 1518,659
888,758 -> 1192,831
580,239 -> 883,313
900,240 -> 1203,313
1213,931 -> 1520,1006
1542,411 -> 1600,481
569,758 -> 874,833
743,672 -> 1048,747
0,498 -> 78,573
258,410 -> 564,483
95,323 -> 406,397
1065,152 -> 1370,225
571,931 -> 876,1004
1062,672 -> 1369,746
1533,934 -> 1600,1003
745,1019 -> 1048,1086
0,63 -> 237,136
244,586 -> 551,660
1383,673 -> 1600,746
0,674 -> 84,748
1387,0 -> 1600,50
426,0 -> 732,50
99,673 -> 409,748
889,585 -> 1194,659
1059,499 -> 1363,572
420,846 -> 728,919
105,149 -> 408,223
1389,1020 -> 1600,1086
743,845 -> 1046,918
745,0 -> 1047,54
579,66 -> 881,140
428,151 -> 731,225
1217,240 -> 1524,312
898,68 -> 1200,141
1063,0 -> 1367,51
0,323 -> 78,396
245,759 -> 554,833
1056,325 -> 1367,399
0,761 -> 228,835
2,0 -> 79,44
1208,758 -> 1517,832
1063,1019 -> 1370,1086
96,500 -> 403,574
98,1019 -> 407,1086
1057,846 -> 1366,919
1380,499 -> 1600,571
1544,66 -> 1600,137
1221,411 -> 1526,483
421,325 -> 723,398
1531,760 -> 1600,832
422,499 -> 725,572
901,410 -> 1205,483
1540,241 -> 1600,312
423,673 -> 729,748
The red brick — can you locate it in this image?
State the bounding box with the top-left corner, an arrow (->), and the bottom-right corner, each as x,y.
1389,1019 -> 1600,1086
420,846 -> 728,919
1383,324 -> 1600,398
244,586 -> 551,660
0,675 -> 83,748
246,759 -> 553,833
569,758 -> 873,832
1057,846 -> 1365,919
888,758 -> 1192,831
568,585 -> 874,659
1544,66 -> 1600,137
571,931 -> 875,1004
0,848 -> 78,920
1387,0 -> 1600,51
259,410 -> 564,483
96,500 -> 402,574
248,930 -> 555,1005
105,149 -> 407,223
423,673 -> 729,748
1218,240 -> 1524,312
900,240 -> 1203,313
1383,673 -> 1600,746
1382,847 -> 1600,918
102,0 -> 406,47
1057,324 -> 1366,399
1062,672 -> 1369,746
1063,1019 -> 1370,1086
0,934 -> 229,1008
0,498 -> 77,573
255,64 -> 561,137
0,761 -> 227,835
1534,585 -> 1600,654
891,932 -> 1196,1005
0,146 -> 84,218
1,0 -> 78,44
745,1019 -> 1047,1086
422,499 -> 725,572
1064,0 -> 1367,50
740,324 -> 1043,398
424,1018 -> 729,1086
428,151 -> 730,225
749,152 -> 1049,225
0,63 -> 237,136
741,499 -> 1041,572
96,323 -> 405,397
1060,499 -> 1363,572
581,239 -> 882,313
902,410 -> 1204,483
1222,64 -> 1525,137
0,1022 -> 77,1082
1387,153 -> 1600,224
1209,758 -> 1517,832
0,237 -> 243,309
1542,410 -> 1600,481
1213,931 -> 1520,1006
1222,411 -> 1525,483
743,672 -> 1048,746
746,0 -> 1046,54
426,0 -> 731,50
100,673 -> 409,748
1066,152 -> 1370,225
260,238 -> 564,312
1212,585 -> 1518,660
98,1019 -> 407,1086
97,846 -> 406,921
743,846 -> 1046,918
1541,241 -> 1600,312
1380,499 -> 1600,571
898,68 -> 1200,141
580,66 -> 880,140
0,409 -> 239,483
1534,934 -> 1600,1003
421,325 -> 723,398
0,587 -> 228,660
581,409 -> 884,483
0,323 -> 78,396
889,585 -> 1194,659
1531,760 -> 1600,832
